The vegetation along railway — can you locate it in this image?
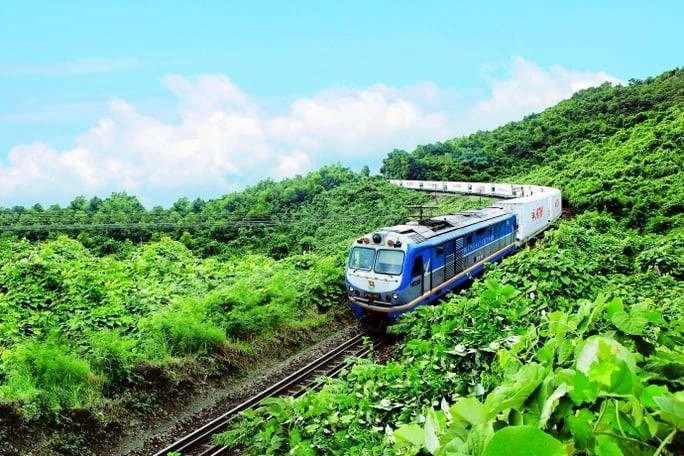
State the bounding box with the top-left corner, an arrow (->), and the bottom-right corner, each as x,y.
154,179 -> 561,454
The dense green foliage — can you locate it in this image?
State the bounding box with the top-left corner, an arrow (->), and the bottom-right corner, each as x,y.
0,167 -> 431,447
0,236 -> 347,418
0,166 -> 423,259
217,218 -> 684,455
216,69 -> 684,454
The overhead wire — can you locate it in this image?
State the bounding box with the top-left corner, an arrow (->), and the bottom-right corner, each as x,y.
0,212 -> 414,233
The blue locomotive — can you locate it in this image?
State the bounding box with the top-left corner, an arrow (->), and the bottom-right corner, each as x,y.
345,180 -> 562,328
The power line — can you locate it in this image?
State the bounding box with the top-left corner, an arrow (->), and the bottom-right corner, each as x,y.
0,213 -> 411,233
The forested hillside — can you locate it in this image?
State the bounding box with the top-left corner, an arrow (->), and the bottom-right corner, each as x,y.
382,68 -> 684,233
0,165 -> 424,259
218,69 -> 684,454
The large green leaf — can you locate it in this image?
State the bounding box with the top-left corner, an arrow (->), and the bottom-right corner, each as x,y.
576,336 -> 639,394
450,397 -> 486,426
425,408 -> 442,453
482,426 -> 565,456
654,393 -> 684,430
393,423 -> 424,449
539,383 -> 570,428
595,434 -> 624,456
484,363 -> 546,419
576,336 -> 637,376
609,301 -> 652,336
567,408 -> 596,451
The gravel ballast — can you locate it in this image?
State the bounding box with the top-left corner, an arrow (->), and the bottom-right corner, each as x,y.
117,324 -> 363,456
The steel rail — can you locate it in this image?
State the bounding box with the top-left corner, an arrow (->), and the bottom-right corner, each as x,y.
153,331 -> 388,456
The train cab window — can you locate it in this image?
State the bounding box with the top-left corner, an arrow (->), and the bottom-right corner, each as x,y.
436,245 -> 444,255
475,227 -> 486,235
466,234 -> 473,245
375,249 -> 405,275
349,247 -> 375,271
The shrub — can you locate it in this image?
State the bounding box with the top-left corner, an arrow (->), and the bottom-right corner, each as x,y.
137,297 -> 227,358
634,229 -> 684,279
0,337 -> 98,417
86,330 -> 139,387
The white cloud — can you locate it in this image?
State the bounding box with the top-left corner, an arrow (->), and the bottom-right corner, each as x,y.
273,150 -> 310,180
268,83 -> 451,156
468,56 -> 623,130
0,58 -> 621,207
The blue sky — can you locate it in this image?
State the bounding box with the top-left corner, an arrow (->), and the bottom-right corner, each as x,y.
0,1 -> 681,207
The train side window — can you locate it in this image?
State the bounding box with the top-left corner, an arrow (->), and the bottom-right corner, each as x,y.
466,234 -> 473,245
436,245 -> 444,255
475,227 -> 486,235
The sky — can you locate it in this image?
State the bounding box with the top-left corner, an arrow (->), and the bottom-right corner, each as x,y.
0,1 -> 681,208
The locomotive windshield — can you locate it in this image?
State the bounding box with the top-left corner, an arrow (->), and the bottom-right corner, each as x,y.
375,249 -> 405,275
349,247 -> 375,271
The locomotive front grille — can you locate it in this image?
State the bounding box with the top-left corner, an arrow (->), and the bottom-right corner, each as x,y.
351,297 -> 394,308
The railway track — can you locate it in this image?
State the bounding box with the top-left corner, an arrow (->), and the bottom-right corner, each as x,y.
153,331 -> 390,456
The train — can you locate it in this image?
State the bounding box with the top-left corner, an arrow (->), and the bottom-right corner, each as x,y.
345,180 -> 562,329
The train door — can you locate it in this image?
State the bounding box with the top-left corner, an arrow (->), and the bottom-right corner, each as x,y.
404,254 -> 425,302
410,257 -> 423,295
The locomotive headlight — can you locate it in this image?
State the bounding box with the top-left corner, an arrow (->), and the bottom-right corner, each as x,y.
348,286 -> 354,294
392,293 -> 399,300
372,233 -> 382,244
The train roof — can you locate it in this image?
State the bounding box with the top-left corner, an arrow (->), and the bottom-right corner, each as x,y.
382,207 -> 511,244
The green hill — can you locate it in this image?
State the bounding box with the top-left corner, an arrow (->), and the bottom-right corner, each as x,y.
220,68 -> 684,455
382,68 -> 684,234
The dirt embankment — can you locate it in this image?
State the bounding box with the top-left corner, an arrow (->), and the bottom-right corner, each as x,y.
1,317 -> 359,456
